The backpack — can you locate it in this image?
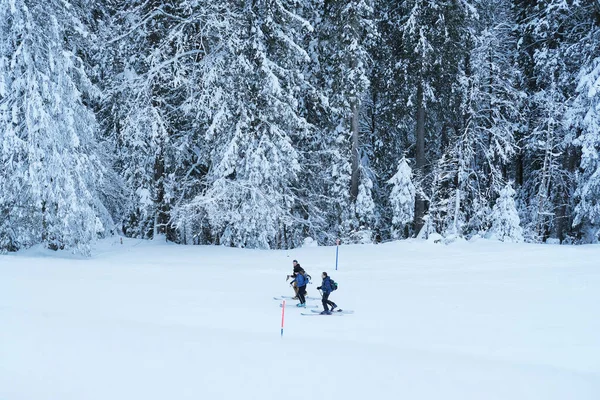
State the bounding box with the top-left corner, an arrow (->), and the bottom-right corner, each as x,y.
298,272 -> 311,285
330,278 -> 338,291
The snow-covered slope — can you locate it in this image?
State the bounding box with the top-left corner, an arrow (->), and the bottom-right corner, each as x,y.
1,237 -> 599,399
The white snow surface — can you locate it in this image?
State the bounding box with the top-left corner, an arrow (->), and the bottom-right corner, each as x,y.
1,237 -> 599,399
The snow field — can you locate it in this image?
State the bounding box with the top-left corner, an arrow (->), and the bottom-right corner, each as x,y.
1,237 -> 599,399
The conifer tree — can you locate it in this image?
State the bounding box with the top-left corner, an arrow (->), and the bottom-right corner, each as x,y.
388,158 -> 416,238
489,183 -> 524,243
0,0 -> 113,254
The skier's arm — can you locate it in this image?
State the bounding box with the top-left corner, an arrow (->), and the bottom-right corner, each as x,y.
287,271 -> 297,283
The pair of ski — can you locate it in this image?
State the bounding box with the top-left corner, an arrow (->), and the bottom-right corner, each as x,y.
274,295 -> 320,308
280,303 -> 319,309
300,309 -> 354,317
278,303 -> 354,315
274,296 -> 353,316
273,295 -> 321,301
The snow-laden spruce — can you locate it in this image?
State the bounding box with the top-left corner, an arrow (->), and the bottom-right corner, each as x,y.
100,0 -> 231,240
512,0 -> 598,243
313,0 -> 378,241
488,183 -> 524,243
571,56 -> 600,241
0,0 -> 113,255
388,158 -> 415,238
174,0 -> 314,248
440,0 -> 519,239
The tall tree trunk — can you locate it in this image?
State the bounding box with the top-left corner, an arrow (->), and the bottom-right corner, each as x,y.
350,101 -> 360,201
153,150 -> 167,239
556,145 -> 579,242
440,122 -> 449,153
414,81 -> 426,234
515,149 -> 524,186
486,48 -> 494,179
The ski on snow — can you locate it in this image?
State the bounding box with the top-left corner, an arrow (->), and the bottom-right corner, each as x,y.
310,309 -> 354,315
280,303 -> 319,309
301,312 -> 344,316
273,295 -> 321,301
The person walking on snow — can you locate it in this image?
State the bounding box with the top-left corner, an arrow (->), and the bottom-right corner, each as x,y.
294,269 -> 309,307
317,272 -> 337,315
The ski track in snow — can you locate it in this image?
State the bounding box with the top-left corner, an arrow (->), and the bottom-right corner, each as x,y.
1,237 -> 599,399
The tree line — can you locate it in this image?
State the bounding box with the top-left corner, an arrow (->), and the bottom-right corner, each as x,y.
1,0 -> 599,254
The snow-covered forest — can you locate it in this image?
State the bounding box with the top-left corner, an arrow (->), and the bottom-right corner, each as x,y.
0,0 -> 599,254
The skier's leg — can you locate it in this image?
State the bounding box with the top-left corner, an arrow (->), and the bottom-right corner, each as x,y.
302,286 -> 307,303
327,297 -> 336,310
298,285 -> 306,304
321,292 -> 330,311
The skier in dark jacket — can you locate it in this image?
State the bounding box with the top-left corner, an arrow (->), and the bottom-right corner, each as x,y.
317,272 -> 337,314
286,260 -> 307,299
286,260 -> 304,279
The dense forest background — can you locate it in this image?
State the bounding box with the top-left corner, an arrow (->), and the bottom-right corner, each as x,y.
1,0 -> 599,254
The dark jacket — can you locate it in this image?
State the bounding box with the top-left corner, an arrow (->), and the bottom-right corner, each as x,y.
289,264 -> 305,283
319,276 -> 333,294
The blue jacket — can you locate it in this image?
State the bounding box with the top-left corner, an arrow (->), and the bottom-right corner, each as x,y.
295,272 -> 309,287
320,276 -> 333,294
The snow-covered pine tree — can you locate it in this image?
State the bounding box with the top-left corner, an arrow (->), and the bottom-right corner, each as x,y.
571,56 -> 600,240
356,166 -> 377,227
0,0 -> 113,255
521,81 -> 571,242
175,0 -> 313,249
415,159 -> 446,239
102,1 -> 175,240
367,1 -> 419,243
388,157 -> 416,238
388,0 -> 476,234
434,0 -> 520,239
512,0 -> 591,243
469,0 -> 521,196
567,2 -> 600,242
101,0 -> 230,240
572,86 -> 600,239
316,0 -> 377,240
488,183 -> 524,242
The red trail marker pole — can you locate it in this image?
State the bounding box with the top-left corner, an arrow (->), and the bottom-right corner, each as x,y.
281,300 -> 286,337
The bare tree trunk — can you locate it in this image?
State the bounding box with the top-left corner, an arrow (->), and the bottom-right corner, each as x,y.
556,145 -> 579,242
414,82 -> 426,234
536,125 -> 554,241
153,149 -> 168,239
41,200 -> 47,244
515,150 -> 524,186
350,101 -> 360,202
440,122 -> 449,153
486,48 -> 494,179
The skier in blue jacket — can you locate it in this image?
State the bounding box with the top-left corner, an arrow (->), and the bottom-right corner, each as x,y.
317,272 -> 338,315
294,270 -> 309,307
